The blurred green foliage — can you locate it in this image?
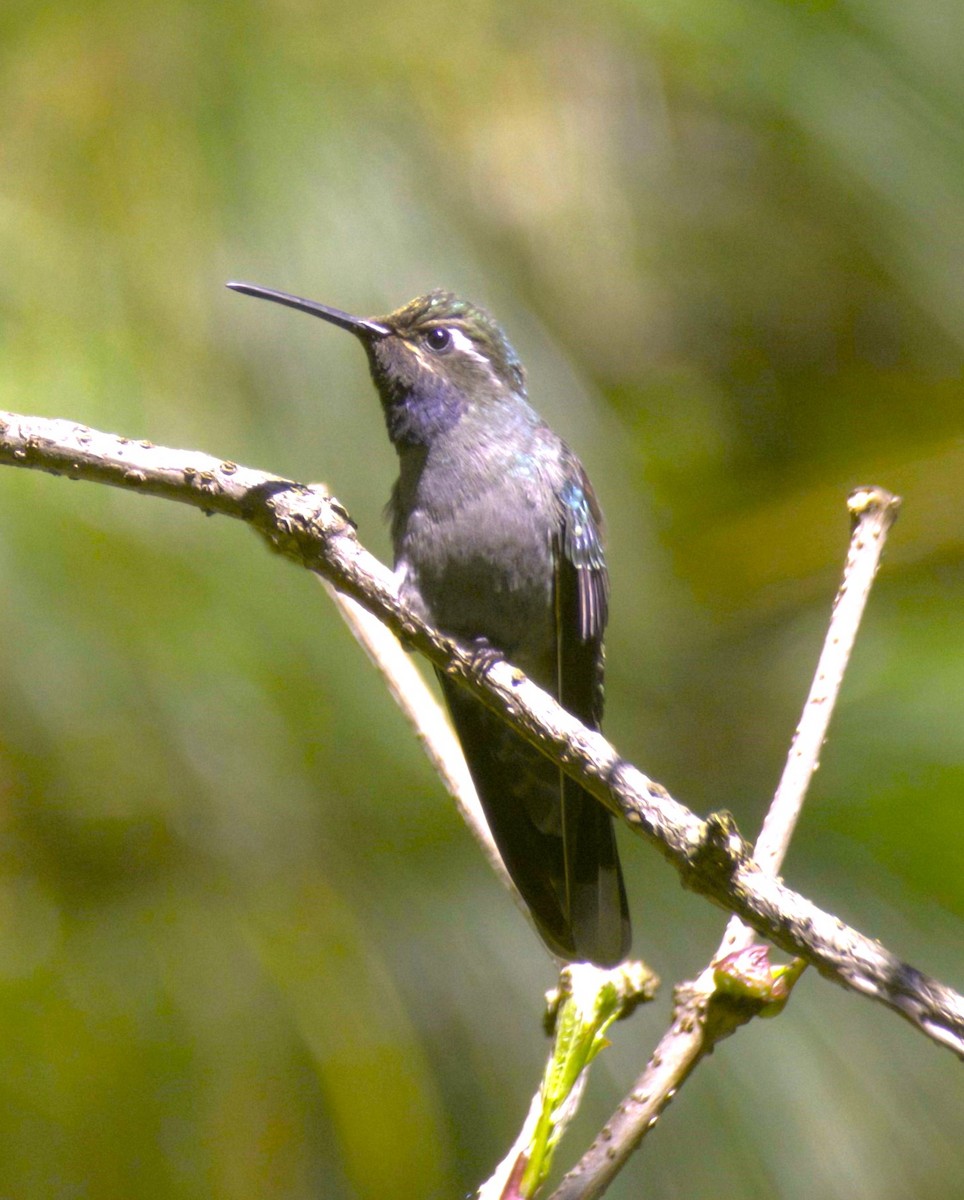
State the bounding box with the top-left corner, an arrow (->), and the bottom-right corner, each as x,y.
1,0 -> 962,1196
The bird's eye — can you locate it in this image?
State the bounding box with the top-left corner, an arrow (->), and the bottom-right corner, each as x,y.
425,327 -> 452,353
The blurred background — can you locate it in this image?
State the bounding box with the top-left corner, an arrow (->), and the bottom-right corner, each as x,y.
1,0 -> 962,1196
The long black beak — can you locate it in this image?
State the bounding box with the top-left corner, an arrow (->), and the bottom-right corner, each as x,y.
226,281 -> 390,339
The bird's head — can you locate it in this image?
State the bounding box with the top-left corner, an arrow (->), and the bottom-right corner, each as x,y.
227,283 -> 527,449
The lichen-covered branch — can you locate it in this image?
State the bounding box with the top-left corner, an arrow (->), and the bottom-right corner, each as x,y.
1,410 -> 962,1057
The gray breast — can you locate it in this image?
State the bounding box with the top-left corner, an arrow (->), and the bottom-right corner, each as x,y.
393,435 -> 558,671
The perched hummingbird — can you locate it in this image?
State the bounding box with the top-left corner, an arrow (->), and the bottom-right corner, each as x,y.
227,281 -> 631,966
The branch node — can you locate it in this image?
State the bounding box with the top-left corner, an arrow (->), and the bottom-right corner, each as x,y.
682,810 -> 750,894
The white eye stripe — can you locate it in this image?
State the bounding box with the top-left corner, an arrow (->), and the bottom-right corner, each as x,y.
447,327 -> 488,362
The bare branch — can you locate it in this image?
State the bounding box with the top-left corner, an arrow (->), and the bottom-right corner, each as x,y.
754,487 -> 901,875
721,485 -> 901,962
1,411 -> 961,1057
321,583 -> 521,905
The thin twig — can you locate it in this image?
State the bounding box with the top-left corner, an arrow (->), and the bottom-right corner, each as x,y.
1,412 -> 962,1056
550,488 -> 903,1200
320,583 -> 521,905
752,487 -> 901,877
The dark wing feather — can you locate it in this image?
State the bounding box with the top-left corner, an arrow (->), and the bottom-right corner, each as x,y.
438,671 -> 578,960
555,461 -> 630,965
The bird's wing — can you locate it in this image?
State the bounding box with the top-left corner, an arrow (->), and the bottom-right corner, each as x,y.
554,460 -> 630,965
555,462 -> 609,723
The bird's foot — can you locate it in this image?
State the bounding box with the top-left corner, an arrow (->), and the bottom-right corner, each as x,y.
466,636 -> 503,681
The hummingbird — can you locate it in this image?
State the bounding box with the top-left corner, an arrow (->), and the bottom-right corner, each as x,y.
227,281 -> 631,966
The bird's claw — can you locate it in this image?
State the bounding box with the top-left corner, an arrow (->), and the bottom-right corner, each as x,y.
467,636 -> 503,680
